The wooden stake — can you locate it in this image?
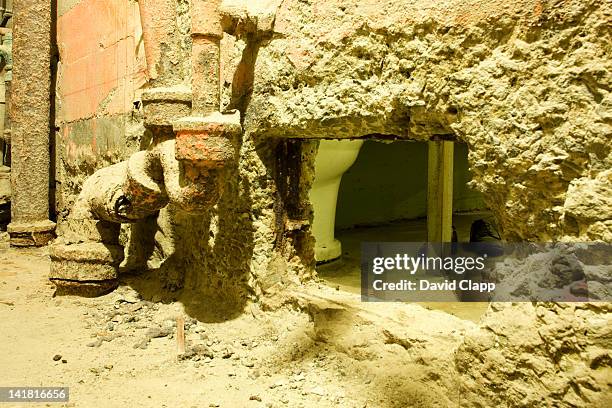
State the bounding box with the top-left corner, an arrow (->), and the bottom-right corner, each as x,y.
176,316 -> 185,356
427,139 -> 454,243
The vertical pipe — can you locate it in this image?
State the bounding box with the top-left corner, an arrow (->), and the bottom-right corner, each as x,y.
7,0 -> 55,246
427,139 -> 454,243
0,30 -> 12,166
190,0 -> 222,115
137,0 -> 179,83
0,64 -> 5,160
137,0 -> 159,80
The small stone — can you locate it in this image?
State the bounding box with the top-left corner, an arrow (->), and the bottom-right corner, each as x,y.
193,344 -> 214,358
62,359 -> 67,364
53,354 -> 62,361
308,386 -> 326,396
249,395 -> 262,401
569,281 -> 589,297
248,369 -> 261,380
242,358 -> 255,368
86,339 -> 103,348
269,379 -> 286,389
180,344 -> 214,360
146,326 -> 171,339
133,338 -> 149,349
126,303 -> 143,313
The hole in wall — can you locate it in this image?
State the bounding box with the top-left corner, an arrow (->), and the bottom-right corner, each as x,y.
310,138 -> 497,321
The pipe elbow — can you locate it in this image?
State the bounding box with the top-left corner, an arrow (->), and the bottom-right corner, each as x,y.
157,139 -> 224,213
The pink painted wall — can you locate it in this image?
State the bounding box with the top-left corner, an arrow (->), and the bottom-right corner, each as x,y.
56,0 -> 147,124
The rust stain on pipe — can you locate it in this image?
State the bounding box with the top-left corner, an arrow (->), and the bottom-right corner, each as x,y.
137,0 -> 176,81
191,0 -> 222,115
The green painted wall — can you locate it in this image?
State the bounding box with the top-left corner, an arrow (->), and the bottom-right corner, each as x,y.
335,141 -> 485,229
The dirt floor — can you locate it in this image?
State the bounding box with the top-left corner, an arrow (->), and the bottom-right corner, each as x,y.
0,232 -> 481,408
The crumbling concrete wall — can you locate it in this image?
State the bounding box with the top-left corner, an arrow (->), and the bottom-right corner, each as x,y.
241,0 -> 612,242
55,0 -> 611,297
52,0 -> 612,404
56,0 -> 610,298
456,302 -> 612,407
55,0 -> 316,308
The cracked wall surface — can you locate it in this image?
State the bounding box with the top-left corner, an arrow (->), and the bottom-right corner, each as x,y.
456,302 -> 612,407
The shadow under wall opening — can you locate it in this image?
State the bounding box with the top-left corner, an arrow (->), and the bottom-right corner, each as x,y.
311,139 -> 493,321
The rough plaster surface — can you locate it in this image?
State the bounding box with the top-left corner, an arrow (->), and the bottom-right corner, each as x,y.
55,0 -> 611,294
456,302 -> 612,407
242,0 -> 612,241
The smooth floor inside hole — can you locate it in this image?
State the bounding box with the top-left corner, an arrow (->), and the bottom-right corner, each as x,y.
316,211 -> 492,323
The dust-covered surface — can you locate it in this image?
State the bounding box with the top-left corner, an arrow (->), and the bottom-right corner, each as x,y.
0,239 -> 470,407
490,243 -> 612,301
41,1 -> 612,404
2,237 -> 611,407
457,302 -> 612,407
241,0 -> 612,242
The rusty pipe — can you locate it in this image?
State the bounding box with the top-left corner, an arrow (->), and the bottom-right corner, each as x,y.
9,0 -> 55,246
50,146 -> 169,296
169,0 -> 238,175
190,0 -> 223,115
137,0 -> 158,80
137,0 -> 176,81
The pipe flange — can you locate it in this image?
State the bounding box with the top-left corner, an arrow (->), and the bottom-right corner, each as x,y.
8,219 -> 56,247
49,242 -> 124,297
172,110 -> 241,168
141,85 -> 192,129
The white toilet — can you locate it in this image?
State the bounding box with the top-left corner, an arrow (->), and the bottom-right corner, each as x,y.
311,139 -> 364,263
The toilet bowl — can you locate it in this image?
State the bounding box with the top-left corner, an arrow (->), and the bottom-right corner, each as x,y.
311,139 -> 364,262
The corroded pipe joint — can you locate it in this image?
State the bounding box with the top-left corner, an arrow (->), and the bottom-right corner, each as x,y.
172,110 -> 241,169
76,155 -> 167,224
123,150 -> 169,217
157,139 -> 224,214
50,148 -> 169,296
50,219 -> 123,296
